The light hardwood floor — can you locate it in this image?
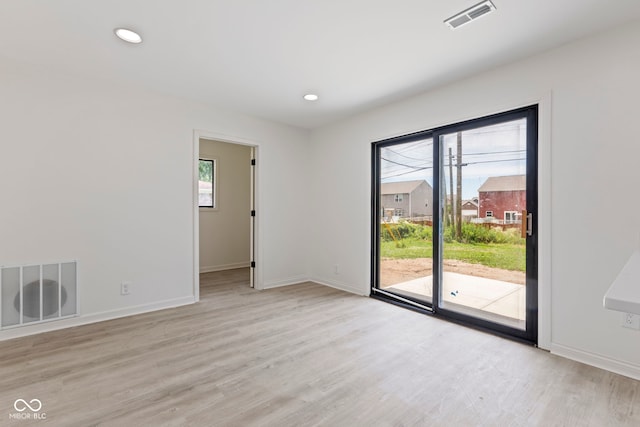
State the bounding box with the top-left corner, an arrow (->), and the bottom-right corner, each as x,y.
1,268 -> 638,426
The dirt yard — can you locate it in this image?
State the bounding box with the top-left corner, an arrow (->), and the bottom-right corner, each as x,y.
380,257 -> 525,288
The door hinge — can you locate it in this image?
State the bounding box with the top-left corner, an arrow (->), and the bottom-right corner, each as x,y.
251,159 -> 256,166
251,261 -> 256,268
251,210 -> 256,217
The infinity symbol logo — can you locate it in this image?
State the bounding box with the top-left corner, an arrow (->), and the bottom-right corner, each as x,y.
13,399 -> 42,412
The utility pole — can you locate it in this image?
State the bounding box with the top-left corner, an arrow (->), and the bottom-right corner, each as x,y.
456,132 -> 463,241
448,147 -> 455,228
442,170 -> 449,227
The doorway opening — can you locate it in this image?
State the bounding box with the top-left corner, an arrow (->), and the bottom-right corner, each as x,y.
194,134 -> 257,299
371,105 -> 538,343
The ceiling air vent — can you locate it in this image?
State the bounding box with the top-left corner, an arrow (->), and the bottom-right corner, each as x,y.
444,0 -> 496,30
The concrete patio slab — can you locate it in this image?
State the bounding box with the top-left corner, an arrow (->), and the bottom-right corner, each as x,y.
386,272 -> 525,321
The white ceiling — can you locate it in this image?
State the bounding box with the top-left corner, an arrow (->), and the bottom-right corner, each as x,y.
2,0 -> 640,129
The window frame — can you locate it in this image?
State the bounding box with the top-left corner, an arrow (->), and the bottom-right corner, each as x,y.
504,210 -> 519,223
198,158 -> 218,210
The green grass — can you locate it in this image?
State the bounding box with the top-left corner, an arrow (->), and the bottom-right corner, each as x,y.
380,237 -> 525,272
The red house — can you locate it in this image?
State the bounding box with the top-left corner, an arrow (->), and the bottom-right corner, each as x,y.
478,175 -> 526,223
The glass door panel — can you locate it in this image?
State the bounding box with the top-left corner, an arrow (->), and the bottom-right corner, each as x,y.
377,138 -> 434,304
439,119 -> 528,329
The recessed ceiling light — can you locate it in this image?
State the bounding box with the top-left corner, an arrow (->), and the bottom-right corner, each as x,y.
114,28 -> 143,44
303,94 -> 319,101
444,0 -> 496,30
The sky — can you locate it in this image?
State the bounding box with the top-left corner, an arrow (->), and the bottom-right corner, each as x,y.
381,118 -> 527,200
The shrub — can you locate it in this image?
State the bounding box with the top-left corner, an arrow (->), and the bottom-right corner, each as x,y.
380,221 -> 433,242
382,221 -> 522,245
445,223 -> 523,244
417,226 -> 432,240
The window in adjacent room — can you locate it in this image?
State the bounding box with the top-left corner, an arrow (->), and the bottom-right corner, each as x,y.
199,159 -> 216,208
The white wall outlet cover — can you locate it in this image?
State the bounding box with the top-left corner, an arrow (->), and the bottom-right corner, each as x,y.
622,312 -> 640,330
121,282 -> 131,295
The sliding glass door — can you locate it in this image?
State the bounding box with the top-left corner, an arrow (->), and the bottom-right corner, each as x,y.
372,106 -> 538,343
374,137 -> 434,307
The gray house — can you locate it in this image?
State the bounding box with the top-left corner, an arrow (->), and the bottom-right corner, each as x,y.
381,180 -> 433,220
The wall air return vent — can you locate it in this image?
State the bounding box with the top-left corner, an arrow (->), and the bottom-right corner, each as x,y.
444,0 -> 496,30
1,261 -> 77,329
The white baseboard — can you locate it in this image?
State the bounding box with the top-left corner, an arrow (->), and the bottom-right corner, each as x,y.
551,342 -> 640,381
200,262 -> 250,273
0,295 -> 196,342
262,275 -> 310,289
261,275 -> 368,297
311,277 -> 369,296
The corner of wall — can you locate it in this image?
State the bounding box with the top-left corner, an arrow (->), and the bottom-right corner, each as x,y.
309,277 -> 370,297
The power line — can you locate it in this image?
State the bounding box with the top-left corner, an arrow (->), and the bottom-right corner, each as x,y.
384,148 -> 525,162
464,157 -> 525,166
462,149 -> 525,157
382,167 -> 432,179
381,157 -> 431,169
384,148 -> 432,162
383,156 -> 523,170
381,157 -> 525,179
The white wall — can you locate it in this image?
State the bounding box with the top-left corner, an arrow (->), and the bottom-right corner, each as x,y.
0,58 -> 310,339
309,20 -> 640,378
199,139 -> 251,273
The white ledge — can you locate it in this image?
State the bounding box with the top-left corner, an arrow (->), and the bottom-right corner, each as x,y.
604,250 -> 640,315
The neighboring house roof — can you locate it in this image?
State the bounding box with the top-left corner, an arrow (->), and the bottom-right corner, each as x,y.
462,200 -> 478,208
381,180 -> 429,195
478,175 -> 526,192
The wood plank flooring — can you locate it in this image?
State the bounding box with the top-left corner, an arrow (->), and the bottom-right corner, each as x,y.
1,268 -> 638,426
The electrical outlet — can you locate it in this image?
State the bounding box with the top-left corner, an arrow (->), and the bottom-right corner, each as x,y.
622,312 -> 640,330
121,281 -> 131,296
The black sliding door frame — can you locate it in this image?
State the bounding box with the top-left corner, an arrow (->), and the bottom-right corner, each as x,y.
371,105 -> 538,344
371,130 -> 435,312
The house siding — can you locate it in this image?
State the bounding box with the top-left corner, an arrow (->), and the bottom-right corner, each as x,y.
461,201 -> 478,220
381,193 -> 410,217
479,190 -> 526,220
380,181 -> 433,219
